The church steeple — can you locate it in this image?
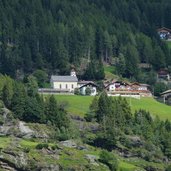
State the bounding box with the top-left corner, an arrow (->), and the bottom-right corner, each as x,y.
70,69 -> 76,77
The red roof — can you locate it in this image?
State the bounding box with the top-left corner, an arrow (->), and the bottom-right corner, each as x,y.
157,27 -> 171,33
158,69 -> 169,75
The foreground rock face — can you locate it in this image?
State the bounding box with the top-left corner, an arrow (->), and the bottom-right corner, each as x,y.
0,108 -> 51,139
0,149 -> 28,170
18,122 -> 34,138
40,165 -> 60,171
60,140 -> 77,148
85,154 -> 99,166
0,140 -> 61,171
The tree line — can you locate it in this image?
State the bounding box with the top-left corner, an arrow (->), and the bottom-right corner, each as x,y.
0,0 -> 171,81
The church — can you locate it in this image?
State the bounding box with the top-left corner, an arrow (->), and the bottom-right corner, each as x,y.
50,70 -> 78,93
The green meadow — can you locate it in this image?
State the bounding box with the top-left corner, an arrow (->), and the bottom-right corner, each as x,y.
104,65 -> 118,80
166,40 -> 171,49
55,95 -> 171,120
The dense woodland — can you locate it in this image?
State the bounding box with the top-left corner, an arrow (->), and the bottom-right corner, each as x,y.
0,0 -> 171,81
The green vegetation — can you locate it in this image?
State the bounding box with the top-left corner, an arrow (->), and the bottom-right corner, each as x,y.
0,136 -> 167,170
86,93 -> 171,170
130,97 -> 171,120
104,66 -> 118,80
55,95 -> 171,120
166,41 -> 171,50
99,150 -> 118,171
20,139 -> 39,149
104,66 -> 116,74
55,95 -> 93,117
0,0 -> 171,83
119,161 -> 139,171
1,1 -> 171,170
0,136 -> 11,148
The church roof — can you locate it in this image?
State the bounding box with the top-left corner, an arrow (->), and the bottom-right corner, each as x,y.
51,75 -> 78,82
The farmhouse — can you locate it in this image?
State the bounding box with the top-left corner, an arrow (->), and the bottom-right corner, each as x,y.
50,70 -> 78,92
106,81 -> 130,92
157,69 -> 170,80
78,81 -> 95,88
157,27 -> 171,40
161,89 -> 171,103
79,82 -> 98,96
106,80 -> 151,98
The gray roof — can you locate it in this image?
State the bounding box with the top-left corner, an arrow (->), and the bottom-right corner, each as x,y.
161,89 -> 171,95
51,75 -> 78,82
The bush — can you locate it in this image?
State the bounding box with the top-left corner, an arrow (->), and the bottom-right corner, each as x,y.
51,145 -> 59,150
166,165 -> 171,171
23,147 -> 30,153
74,88 -> 80,95
85,87 -> 91,96
154,82 -> 168,96
99,150 -> 118,171
36,143 -> 48,150
0,100 -> 4,108
84,111 -> 95,122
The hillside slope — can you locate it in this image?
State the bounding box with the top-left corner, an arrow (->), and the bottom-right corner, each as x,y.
56,95 -> 171,120
0,0 -> 171,81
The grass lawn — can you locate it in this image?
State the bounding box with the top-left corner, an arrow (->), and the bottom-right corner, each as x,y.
104,65 -> 118,80
130,97 -> 171,120
104,66 -> 116,74
55,95 -> 94,117
165,41 -> 171,49
55,95 -> 171,120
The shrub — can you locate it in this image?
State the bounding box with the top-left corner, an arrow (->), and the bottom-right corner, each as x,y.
85,87 -> 91,96
84,111 -> 95,122
99,150 -> 118,171
51,145 -> 59,150
154,82 -> 168,96
0,100 -> 4,108
74,88 -> 80,95
23,147 -> 30,153
35,143 -> 48,149
166,165 -> 171,171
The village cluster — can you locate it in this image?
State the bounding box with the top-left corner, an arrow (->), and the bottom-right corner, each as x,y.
38,70 -> 152,98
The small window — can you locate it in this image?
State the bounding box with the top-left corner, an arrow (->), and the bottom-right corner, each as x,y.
66,84 -> 68,89
60,84 -> 62,89
72,84 -> 74,89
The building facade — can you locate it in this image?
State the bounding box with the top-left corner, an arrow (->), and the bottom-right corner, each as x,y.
50,71 -> 78,92
79,82 -> 98,96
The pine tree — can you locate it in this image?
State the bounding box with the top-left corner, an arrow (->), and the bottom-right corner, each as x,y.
45,95 -> 70,129
97,91 -> 110,122
11,83 -> 27,120
2,80 -> 14,108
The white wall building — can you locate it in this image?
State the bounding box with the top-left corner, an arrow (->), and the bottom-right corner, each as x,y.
79,82 -> 98,96
50,71 -> 78,92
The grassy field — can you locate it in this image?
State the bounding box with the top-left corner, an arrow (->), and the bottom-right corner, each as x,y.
55,95 -> 171,120
0,136 -> 11,148
55,95 -> 93,116
165,41 -> 171,49
104,65 -> 116,74
104,65 -> 118,80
